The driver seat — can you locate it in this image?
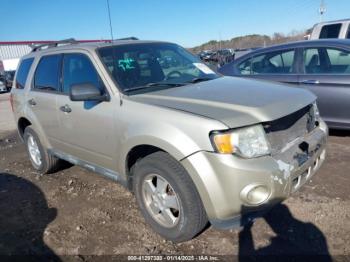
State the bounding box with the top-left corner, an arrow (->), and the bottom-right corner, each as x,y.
147,58 -> 165,82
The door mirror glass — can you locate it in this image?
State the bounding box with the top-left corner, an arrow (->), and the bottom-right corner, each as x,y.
70,83 -> 108,101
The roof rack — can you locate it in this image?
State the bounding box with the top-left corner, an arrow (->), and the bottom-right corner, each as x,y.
30,38 -> 78,52
115,37 -> 139,41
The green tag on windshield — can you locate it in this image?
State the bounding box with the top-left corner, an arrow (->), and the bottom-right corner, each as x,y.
118,58 -> 136,71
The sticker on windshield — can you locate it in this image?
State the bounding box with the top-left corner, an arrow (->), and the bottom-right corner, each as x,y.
118,58 -> 136,71
193,63 -> 215,74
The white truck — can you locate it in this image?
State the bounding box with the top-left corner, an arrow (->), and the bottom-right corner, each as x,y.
309,19 -> 350,40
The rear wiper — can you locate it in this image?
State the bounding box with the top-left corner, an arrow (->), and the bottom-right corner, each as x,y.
187,77 -> 214,84
124,82 -> 184,92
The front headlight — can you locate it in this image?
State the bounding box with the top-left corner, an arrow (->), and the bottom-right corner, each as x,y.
210,124 -> 270,158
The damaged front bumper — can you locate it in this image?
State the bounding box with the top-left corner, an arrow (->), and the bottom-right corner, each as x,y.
180,121 -> 328,230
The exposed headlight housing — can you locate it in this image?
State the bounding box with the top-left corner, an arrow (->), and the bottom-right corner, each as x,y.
312,101 -> 321,121
210,124 -> 271,158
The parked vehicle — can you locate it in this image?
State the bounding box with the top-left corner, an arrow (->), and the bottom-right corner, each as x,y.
199,50 -> 215,62
309,19 -> 350,40
214,49 -> 235,66
11,38 -> 327,242
0,79 -> 6,92
219,39 -> 350,130
4,70 -> 15,90
198,50 -> 211,58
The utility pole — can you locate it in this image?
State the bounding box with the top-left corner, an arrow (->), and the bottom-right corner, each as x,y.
319,0 -> 326,22
106,0 -> 114,41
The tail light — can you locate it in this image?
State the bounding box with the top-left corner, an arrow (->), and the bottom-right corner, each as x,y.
9,93 -> 14,112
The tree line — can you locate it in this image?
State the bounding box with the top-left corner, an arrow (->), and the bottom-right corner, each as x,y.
190,30 -> 307,53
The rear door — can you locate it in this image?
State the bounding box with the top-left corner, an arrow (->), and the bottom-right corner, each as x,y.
234,48 -> 300,85
298,46 -> 350,128
26,54 -> 62,146
54,52 -> 116,170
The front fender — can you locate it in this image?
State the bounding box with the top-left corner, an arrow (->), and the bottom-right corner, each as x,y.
116,99 -> 228,176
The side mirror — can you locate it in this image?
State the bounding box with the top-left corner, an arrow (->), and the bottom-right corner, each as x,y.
70,83 -> 108,102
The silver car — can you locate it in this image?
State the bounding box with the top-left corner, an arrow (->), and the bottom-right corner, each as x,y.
11,39 -> 328,242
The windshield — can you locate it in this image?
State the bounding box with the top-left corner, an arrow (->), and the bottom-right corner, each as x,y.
98,43 -> 219,93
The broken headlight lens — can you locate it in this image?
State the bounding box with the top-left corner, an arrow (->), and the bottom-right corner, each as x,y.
211,124 -> 271,158
313,101 -> 320,120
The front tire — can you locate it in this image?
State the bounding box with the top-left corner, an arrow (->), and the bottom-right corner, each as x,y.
132,151 -> 208,242
24,127 -> 62,174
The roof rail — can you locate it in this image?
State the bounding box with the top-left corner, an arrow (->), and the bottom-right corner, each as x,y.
30,38 -> 78,52
115,37 -> 139,41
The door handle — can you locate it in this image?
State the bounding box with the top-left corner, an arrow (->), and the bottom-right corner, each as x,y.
59,104 -> 72,113
300,80 -> 320,85
28,98 -> 36,106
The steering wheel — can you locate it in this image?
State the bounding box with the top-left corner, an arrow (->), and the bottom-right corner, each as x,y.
165,70 -> 183,80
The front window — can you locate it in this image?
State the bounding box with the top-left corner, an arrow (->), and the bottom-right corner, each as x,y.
98,43 -> 218,93
303,47 -> 350,74
62,53 -> 105,94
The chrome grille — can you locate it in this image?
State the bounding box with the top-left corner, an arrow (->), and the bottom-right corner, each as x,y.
263,104 -> 315,154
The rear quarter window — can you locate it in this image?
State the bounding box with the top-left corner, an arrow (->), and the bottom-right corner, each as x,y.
15,58 -> 34,89
34,55 -> 61,92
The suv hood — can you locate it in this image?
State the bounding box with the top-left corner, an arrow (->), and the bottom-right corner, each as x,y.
127,77 -> 316,128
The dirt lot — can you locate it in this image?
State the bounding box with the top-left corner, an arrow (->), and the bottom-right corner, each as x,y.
0,92 -> 349,260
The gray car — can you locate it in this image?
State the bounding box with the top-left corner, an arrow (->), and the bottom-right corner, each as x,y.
11,39 -> 327,242
218,39 -> 350,130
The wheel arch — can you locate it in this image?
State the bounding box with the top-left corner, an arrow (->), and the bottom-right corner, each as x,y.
17,117 -> 32,139
125,144 -> 170,190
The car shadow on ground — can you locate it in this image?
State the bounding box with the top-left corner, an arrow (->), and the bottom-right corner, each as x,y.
0,173 -> 60,261
238,203 -> 331,261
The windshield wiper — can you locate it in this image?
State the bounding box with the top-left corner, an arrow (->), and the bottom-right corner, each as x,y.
187,77 -> 214,84
124,82 -> 184,92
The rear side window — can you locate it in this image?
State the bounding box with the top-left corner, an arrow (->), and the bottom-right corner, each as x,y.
34,55 -> 61,92
62,53 -> 103,94
15,58 -> 34,89
238,49 -> 295,75
319,24 -> 342,39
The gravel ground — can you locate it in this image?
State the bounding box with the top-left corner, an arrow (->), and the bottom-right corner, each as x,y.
0,92 -> 349,261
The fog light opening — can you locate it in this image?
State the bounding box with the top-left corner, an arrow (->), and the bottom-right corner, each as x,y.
240,184 -> 270,206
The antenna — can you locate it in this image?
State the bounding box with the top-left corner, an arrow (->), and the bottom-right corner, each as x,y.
319,0 -> 326,22
106,0 -> 114,40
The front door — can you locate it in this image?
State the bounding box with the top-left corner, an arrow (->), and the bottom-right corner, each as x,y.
54,52 -> 116,170
298,47 -> 350,128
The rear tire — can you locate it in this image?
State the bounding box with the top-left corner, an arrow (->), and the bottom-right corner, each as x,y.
24,127 -> 62,174
132,151 -> 208,242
